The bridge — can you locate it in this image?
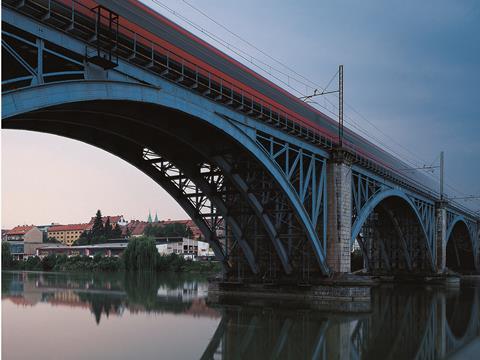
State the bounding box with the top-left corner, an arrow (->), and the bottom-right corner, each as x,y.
2,0 -> 479,283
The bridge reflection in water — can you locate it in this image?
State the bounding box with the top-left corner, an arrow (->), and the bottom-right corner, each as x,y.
2,272 -> 479,359
202,284 -> 480,360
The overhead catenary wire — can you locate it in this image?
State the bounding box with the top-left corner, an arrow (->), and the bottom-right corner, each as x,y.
153,0 -> 429,171
145,0 -> 479,211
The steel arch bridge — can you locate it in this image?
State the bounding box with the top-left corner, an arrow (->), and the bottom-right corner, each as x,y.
2,0 -> 479,281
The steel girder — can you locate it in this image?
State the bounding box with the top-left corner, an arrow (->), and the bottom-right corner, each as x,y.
2,80 -> 331,276
2,23 -> 85,91
446,211 -> 479,263
141,149 -> 260,275
3,110 -> 268,277
351,168 -> 436,271
2,8 -> 332,275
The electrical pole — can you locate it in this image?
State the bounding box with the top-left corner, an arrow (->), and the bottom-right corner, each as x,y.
440,151 -> 444,200
338,64 -> 344,147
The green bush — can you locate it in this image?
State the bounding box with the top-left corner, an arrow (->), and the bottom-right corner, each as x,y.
2,242 -> 13,269
41,254 -> 58,271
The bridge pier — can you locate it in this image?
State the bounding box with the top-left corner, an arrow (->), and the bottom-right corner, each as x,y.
436,201 -> 448,273
327,148 -> 354,274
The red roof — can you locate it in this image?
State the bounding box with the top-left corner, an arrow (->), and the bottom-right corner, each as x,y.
124,220 -> 150,236
89,215 -> 124,225
48,223 -> 91,232
6,225 -> 36,236
160,219 -> 202,239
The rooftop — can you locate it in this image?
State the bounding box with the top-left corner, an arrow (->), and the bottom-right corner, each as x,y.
6,225 -> 36,236
48,223 -> 91,232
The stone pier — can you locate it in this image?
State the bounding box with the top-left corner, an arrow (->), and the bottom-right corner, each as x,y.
327,148 -> 354,273
435,201 -> 448,273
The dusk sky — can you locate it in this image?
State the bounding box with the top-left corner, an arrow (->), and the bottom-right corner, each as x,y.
2,0 -> 479,228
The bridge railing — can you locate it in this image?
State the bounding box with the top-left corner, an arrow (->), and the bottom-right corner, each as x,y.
5,0 -> 480,218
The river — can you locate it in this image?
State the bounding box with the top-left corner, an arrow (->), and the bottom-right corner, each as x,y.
2,271 -> 480,359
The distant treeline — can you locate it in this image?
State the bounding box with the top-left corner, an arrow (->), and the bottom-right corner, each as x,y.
1,237 -> 220,273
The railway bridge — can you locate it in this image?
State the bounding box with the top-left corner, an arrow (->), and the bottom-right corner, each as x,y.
2,0 -> 479,282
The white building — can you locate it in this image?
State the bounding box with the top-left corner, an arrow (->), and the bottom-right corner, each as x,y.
156,238 -> 214,259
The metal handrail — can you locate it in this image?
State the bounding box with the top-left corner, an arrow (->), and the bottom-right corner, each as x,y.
4,0 -> 479,220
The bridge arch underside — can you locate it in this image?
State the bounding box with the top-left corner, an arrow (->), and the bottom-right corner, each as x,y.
446,221 -> 475,274
353,196 -> 431,274
3,99 -> 325,282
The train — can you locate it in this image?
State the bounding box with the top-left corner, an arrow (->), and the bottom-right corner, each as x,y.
18,0 -> 441,194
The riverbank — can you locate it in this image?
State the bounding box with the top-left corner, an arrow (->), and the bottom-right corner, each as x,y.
3,253 -> 222,273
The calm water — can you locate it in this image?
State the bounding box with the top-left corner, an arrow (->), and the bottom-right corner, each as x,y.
2,271 -> 480,360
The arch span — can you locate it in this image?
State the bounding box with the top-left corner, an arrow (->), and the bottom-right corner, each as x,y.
351,188 -> 435,272
446,216 -> 476,273
3,80 -> 330,278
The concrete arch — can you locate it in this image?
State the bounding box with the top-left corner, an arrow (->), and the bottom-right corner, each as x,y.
2,80 -> 329,275
351,188 -> 434,270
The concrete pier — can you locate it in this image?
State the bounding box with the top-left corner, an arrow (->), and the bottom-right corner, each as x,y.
327,148 -> 355,274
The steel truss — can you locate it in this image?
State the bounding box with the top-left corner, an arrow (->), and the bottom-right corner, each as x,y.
2,22 -> 84,91
352,168 -> 436,272
3,2 -> 478,278
221,147 -> 327,281
254,132 -> 329,278
446,210 -> 478,249
143,138 -> 325,281
2,7 -> 331,278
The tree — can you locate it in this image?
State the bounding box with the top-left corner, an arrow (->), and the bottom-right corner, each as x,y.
2,242 -> 13,269
122,236 -> 159,271
104,217 -> 113,239
45,237 -> 61,244
74,231 -> 90,246
144,223 -> 193,238
112,224 -> 123,239
91,210 -> 104,239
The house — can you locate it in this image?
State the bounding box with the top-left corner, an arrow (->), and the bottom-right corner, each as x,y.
5,225 -> 42,242
156,238 -> 214,259
123,220 -> 150,237
4,225 -> 43,258
48,223 -> 92,246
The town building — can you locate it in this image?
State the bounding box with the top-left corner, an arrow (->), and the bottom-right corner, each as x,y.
37,223 -> 59,241
37,237 -> 214,260
37,243 -> 127,258
122,220 -> 148,237
156,238 -> 214,259
5,225 -> 42,242
4,225 -> 44,259
8,242 -> 25,260
48,223 -> 91,246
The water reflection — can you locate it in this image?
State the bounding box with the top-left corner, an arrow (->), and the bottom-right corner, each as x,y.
2,271 -> 219,324
2,272 -> 480,360
203,284 -> 480,359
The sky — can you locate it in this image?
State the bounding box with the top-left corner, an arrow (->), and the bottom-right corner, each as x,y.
2,0 -> 480,228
